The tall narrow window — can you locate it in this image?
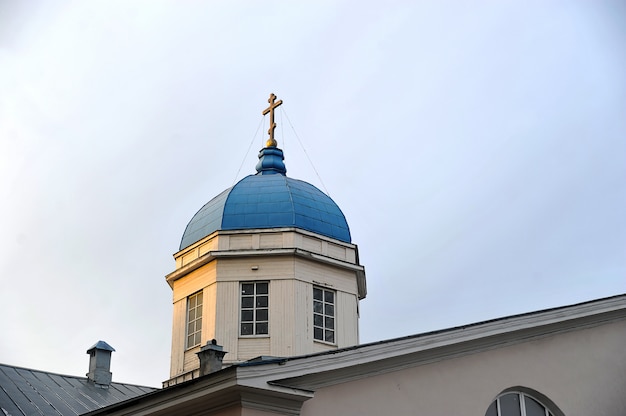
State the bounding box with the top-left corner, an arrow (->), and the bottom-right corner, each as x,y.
186,291 -> 203,349
240,282 -> 269,336
313,287 -> 335,343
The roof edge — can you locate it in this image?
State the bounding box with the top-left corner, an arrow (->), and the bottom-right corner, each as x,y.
236,293 -> 626,389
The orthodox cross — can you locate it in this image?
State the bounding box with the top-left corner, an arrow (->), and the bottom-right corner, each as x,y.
262,93 -> 283,147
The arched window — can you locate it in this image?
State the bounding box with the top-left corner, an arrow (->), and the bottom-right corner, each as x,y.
485,390 -> 562,416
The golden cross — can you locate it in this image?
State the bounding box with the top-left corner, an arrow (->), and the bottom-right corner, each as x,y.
262,93 -> 283,147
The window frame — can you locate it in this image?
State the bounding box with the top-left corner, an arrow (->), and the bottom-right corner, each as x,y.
486,390 -> 561,416
185,290 -> 203,350
239,281 -> 270,337
313,286 -> 336,345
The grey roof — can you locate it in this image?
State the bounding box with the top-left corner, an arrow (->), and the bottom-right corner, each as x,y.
0,363 -> 156,416
86,342 -> 115,353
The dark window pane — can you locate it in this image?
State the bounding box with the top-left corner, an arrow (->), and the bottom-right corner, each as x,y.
325,316 -> 335,329
241,323 -> 253,335
314,327 -> 323,340
324,290 -> 334,303
196,318 -> 202,331
325,329 -> 335,343
314,301 -> 323,313
256,296 -> 268,307
189,296 -> 196,308
325,304 -> 334,316
313,288 -> 323,300
241,297 -> 254,308
188,309 -> 195,321
485,401 -> 497,416
241,282 -> 270,336
256,282 -> 268,294
256,309 -> 268,321
499,393 -> 521,416
524,396 -> 546,416
187,335 -> 195,347
256,322 -> 268,334
314,313 -> 323,326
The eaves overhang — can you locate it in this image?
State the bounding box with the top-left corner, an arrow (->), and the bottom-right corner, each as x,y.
166,247 -> 366,289
82,365 -> 312,416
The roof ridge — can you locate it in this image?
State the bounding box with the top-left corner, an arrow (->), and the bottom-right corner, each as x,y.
249,292 -> 626,365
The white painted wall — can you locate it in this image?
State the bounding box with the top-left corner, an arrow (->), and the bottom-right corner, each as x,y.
300,319 -> 626,415
167,229 -> 366,384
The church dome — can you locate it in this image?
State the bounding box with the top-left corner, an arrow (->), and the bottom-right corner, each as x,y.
179,146 -> 351,250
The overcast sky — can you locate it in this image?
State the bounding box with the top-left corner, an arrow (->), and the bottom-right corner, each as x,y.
1,1 -> 625,388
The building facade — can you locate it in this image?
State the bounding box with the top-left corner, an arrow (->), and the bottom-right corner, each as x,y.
87,294 -> 626,416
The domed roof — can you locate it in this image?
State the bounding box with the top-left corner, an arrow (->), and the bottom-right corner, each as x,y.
179,146 -> 351,250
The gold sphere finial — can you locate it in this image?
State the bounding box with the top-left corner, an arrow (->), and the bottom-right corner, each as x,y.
265,138 -> 278,147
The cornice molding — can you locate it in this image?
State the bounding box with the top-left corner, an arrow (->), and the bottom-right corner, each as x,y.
84,368 -> 312,416
166,247 -> 365,286
175,227 -> 357,259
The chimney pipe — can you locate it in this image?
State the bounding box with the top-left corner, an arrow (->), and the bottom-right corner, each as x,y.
86,341 -> 115,388
196,339 -> 227,376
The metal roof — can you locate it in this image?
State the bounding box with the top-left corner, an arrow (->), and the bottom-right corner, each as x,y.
0,363 -> 156,416
180,174 -> 351,250
86,342 -> 114,353
179,145 -> 352,250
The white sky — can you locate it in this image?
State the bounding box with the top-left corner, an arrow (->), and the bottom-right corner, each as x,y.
0,1 -> 624,388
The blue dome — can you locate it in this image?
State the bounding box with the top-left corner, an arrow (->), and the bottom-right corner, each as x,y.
180,147 -> 351,250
